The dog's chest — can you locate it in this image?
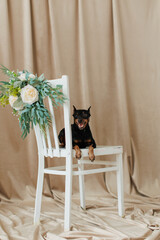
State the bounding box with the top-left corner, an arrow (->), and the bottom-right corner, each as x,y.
72,124 -> 91,138
71,124 -> 93,148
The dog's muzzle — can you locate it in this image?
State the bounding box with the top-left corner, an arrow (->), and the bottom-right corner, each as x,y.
77,119 -> 86,130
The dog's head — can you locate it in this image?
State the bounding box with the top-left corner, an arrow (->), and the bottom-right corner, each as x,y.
73,106 -> 91,130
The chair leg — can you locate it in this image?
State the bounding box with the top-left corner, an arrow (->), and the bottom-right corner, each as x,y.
116,153 -> 124,217
34,154 -> 44,224
64,154 -> 73,231
78,159 -> 86,210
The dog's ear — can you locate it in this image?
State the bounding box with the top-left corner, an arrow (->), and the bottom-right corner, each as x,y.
73,105 -> 77,113
88,106 -> 91,113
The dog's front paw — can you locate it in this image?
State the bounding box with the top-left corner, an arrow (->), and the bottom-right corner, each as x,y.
76,150 -> 82,159
88,145 -> 95,162
89,152 -> 95,162
74,145 -> 82,159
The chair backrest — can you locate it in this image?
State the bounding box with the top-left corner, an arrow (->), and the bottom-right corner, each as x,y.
34,75 -> 72,157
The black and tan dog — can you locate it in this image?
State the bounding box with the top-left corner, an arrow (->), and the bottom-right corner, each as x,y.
58,106 -> 96,161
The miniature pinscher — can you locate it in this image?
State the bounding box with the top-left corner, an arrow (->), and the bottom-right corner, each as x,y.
58,106 -> 96,161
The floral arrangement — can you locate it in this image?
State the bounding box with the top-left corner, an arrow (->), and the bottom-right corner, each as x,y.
0,65 -> 66,138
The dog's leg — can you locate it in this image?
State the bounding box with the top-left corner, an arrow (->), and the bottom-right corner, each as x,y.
88,145 -> 95,161
74,145 -> 82,159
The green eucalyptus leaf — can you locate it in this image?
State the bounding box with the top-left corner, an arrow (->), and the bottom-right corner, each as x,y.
13,81 -> 22,88
0,81 -> 10,85
56,85 -> 62,89
25,72 -> 30,80
38,74 -> 45,81
13,97 -> 24,108
0,85 -> 8,94
21,108 -> 30,114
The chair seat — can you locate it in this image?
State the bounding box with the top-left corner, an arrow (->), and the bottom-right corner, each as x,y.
43,145 -> 123,158
43,145 -> 123,176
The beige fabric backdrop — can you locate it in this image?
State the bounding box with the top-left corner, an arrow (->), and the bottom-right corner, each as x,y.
1,0 -> 160,239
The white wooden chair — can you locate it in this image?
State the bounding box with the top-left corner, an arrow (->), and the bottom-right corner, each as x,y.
33,75 -> 124,231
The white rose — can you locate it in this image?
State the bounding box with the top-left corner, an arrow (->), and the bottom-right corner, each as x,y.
18,73 -> 26,81
29,73 -> 35,79
21,84 -> 39,105
9,95 -> 23,110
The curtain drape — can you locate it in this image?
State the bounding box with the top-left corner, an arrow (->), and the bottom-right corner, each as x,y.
1,0 -> 160,239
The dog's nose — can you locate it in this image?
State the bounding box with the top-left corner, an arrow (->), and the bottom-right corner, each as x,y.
78,119 -> 83,123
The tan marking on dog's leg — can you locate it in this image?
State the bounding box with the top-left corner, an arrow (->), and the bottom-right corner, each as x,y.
88,145 -> 95,161
74,145 -> 82,159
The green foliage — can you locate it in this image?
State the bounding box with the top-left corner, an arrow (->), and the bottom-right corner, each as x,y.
19,102 -> 52,139
0,94 -> 9,106
9,85 -> 21,96
13,96 -> 25,109
0,65 -> 18,82
0,65 -> 66,138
